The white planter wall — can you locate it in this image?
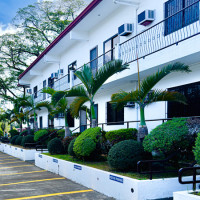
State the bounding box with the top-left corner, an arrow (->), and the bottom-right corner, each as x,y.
35,153 -> 198,200
174,190 -> 200,200
0,143 -> 47,161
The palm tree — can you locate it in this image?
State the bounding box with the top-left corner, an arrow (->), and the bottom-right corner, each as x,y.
111,62 -> 191,142
52,59 -> 129,128
42,87 -> 71,137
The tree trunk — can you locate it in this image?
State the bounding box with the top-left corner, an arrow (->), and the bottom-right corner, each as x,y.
91,102 -> 97,128
137,106 -> 148,142
64,112 -> 71,137
91,119 -> 97,128
20,122 -> 23,133
34,121 -> 38,132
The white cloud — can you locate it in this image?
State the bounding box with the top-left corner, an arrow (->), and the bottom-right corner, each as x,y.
0,23 -> 17,36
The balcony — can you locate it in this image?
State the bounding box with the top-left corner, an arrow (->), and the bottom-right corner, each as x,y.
33,1 -> 200,103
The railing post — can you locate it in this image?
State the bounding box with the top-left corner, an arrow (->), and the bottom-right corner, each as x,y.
102,124 -> 104,131
70,69 -> 75,89
127,122 -> 129,129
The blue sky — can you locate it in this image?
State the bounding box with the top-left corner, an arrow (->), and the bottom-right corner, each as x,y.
0,0 -> 37,26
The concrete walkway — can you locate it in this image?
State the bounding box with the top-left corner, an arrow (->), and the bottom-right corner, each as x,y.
0,152 -> 114,200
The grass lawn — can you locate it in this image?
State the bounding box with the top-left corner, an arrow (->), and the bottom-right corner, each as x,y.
43,153 -> 181,180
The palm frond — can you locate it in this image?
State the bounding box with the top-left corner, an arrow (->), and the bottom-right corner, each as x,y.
41,87 -> 56,95
140,62 -> 190,99
145,90 -> 187,106
92,60 -> 129,95
66,85 -> 88,98
51,91 -> 66,106
74,65 -> 93,94
36,101 -> 52,112
70,96 -> 89,118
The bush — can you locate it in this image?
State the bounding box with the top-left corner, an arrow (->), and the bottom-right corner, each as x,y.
143,118 -> 190,155
68,138 -> 76,157
108,140 -> 144,171
73,127 -> 101,159
0,130 -> 4,137
34,130 -> 48,142
48,138 -> 64,155
9,129 -> 19,138
10,135 -> 18,145
0,136 -> 9,143
15,136 -> 23,146
20,129 -> 34,136
21,135 -> 34,147
57,129 -> 65,139
106,128 -> 137,145
193,133 -> 200,164
62,136 -> 76,153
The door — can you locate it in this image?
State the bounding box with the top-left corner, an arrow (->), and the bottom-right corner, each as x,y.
90,46 -> 98,75
80,110 -> 87,132
39,116 -> 43,129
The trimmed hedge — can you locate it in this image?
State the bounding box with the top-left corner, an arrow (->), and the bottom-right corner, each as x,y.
62,136 -> 76,153
48,138 -> 64,155
15,136 -> 23,146
34,130 -> 48,142
21,135 -> 34,147
20,129 -> 34,136
57,129 -> 65,139
10,135 -> 18,145
68,138 -> 76,157
9,129 -> 19,138
108,139 -> 144,171
194,132 -> 200,164
73,127 -> 101,159
105,128 -> 137,145
143,118 -> 189,155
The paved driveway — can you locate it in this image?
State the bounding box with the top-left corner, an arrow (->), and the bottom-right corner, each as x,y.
0,152 -> 114,200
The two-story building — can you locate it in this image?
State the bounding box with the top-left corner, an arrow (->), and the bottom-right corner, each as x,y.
18,0 -> 200,132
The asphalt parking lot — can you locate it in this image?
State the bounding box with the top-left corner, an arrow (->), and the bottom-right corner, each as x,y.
0,152 -> 114,200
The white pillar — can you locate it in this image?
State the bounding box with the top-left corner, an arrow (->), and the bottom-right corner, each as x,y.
115,43 -> 120,60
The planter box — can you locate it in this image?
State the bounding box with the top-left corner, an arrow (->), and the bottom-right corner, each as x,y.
174,190 -> 200,200
35,153 -> 198,200
0,143 -> 47,161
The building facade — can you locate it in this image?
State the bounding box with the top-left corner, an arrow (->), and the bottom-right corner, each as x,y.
19,0 -> 200,132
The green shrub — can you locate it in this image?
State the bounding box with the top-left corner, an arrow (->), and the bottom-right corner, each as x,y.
143,118 -> 189,155
34,130 -> 48,142
68,138 -> 76,157
48,138 -> 64,155
10,135 -> 18,145
73,127 -> 101,159
193,133 -> 200,164
106,128 -> 137,145
15,136 -> 23,146
20,129 -> 34,136
57,129 -> 65,139
0,130 -> 4,136
9,129 -> 19,138
21,135 -> 34,147
108,140 -> 144,171
62,136 -> 76,153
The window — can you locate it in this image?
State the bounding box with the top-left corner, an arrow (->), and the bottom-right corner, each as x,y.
103,35 -> 119,63
107,102 -> 124,125
68,61 -> 77,83
90,46 -> 98,75
67,112 -> 74,127
39,116 -> 43,129
48,77 -> 54,88
33,86 -> 37,99
165,0 -> 199,35
43,80 -> 46,100
168,81 -> 200,117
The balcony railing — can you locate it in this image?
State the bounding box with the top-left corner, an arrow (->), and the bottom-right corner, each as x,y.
119,0 -> 200,64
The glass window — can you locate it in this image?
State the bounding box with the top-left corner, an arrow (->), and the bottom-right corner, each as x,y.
33,86 -> 37,99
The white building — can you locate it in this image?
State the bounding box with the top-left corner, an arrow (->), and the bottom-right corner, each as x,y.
18,0 -> 200,132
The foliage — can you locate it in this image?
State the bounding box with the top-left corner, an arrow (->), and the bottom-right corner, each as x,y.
108,140 -> 144,171
10,135 -> 19,145
62,136 -> 76,153
21,135 -> 34,147
0,130 -> 3,137
0,136 -> 9,143
34,129 -> 48,142
73,127 -> 101,159
20,129 -> 34,136
48,138 -> 64,155
9,129 -> 19,138
68,138 -> 76,157
105,128 -> 137,145
143,118 -> 190,154
194,133 -> 200,164
15,136 -> 23,146
1,123 -> 5,132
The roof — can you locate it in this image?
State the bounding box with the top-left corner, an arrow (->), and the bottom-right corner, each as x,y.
18,0 -> 103,80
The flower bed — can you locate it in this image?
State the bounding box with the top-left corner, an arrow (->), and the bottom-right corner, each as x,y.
0,142 -> 47,161
174,190 -> 200,200
35,153 -> 197,200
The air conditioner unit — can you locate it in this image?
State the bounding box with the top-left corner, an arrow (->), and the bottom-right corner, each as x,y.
118,23 -> 133,36
138,10 -> 155,26
51,72 -> 58,79
26,89 -> 32,94
58,69 -> 64,75
125,102 -> 135,108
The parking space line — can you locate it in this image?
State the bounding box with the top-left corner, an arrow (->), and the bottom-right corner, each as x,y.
0,156 -> 12,158
0,161 -> 24,165
4,189 -> 93,200
0,170 -> 47,176
0,159 -> 18,161
0,165 -> 32,169
0,177 -> 65,187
